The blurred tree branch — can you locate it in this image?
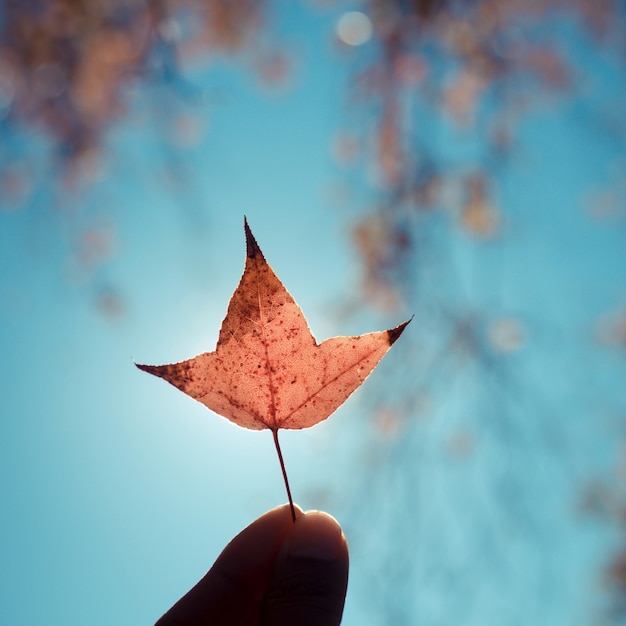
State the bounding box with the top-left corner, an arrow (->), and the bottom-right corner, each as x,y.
0,0 -> 267,193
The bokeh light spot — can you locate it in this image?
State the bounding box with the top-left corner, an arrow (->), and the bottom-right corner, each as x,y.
336,11 -> 373,46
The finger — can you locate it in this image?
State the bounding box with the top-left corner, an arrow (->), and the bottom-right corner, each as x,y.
261,511 -> 349,626
155,503 -> 303,626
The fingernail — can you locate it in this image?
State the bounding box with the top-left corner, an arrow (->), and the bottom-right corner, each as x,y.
286,511 -> 346,561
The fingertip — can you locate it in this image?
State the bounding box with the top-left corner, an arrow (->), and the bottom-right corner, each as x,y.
287,511 -> 348,562
212,502 -> 304,583
261,510 -> 349,626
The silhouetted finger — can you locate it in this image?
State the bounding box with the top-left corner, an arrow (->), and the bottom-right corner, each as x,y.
155,504 -> 302,626
261,511 -> 349,626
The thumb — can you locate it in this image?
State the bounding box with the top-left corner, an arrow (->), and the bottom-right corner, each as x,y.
261,511 -> 349,626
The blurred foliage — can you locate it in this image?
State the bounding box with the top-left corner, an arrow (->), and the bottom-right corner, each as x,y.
0,0 -> 264,169
2,0 -> 626,623
340,0 -> 624,301
337,1 -> 626,622
336,2 -> 626,623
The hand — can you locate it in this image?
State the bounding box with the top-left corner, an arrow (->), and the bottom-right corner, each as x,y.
155,504 -> 349,626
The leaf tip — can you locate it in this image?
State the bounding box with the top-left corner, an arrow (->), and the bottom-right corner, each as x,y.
135,361 -> 175,381
387,316 -> 413,345
244,217 -> 262,259
135,361 -> 158,375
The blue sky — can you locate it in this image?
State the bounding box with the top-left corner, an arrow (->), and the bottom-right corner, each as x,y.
0,6 -> 365,625
1,4 -> 626,625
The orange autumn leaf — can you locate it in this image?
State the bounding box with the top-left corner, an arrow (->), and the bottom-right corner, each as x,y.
137,218 -> 410,432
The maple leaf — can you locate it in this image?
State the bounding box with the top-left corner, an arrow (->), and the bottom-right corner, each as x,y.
136,218 -> 410,518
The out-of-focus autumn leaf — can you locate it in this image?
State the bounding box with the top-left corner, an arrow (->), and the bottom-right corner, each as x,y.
137,218 -> 409,515
331,132 -> 361,166
459,174 -> 500,237
394,53 -> 428,86
95,286 -> 125,320
488,317 -> 525,353
254,49 -> 292,87
443,68 -> 486,126
596,308 -> 626,349
377,102 -> 404,185
444,429 -> 476,459
586,190 -> 622,221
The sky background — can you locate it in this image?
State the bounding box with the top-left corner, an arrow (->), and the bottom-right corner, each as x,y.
1,3 -> 626,625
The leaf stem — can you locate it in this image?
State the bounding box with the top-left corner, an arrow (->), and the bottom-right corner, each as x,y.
272,429 -> 296,523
